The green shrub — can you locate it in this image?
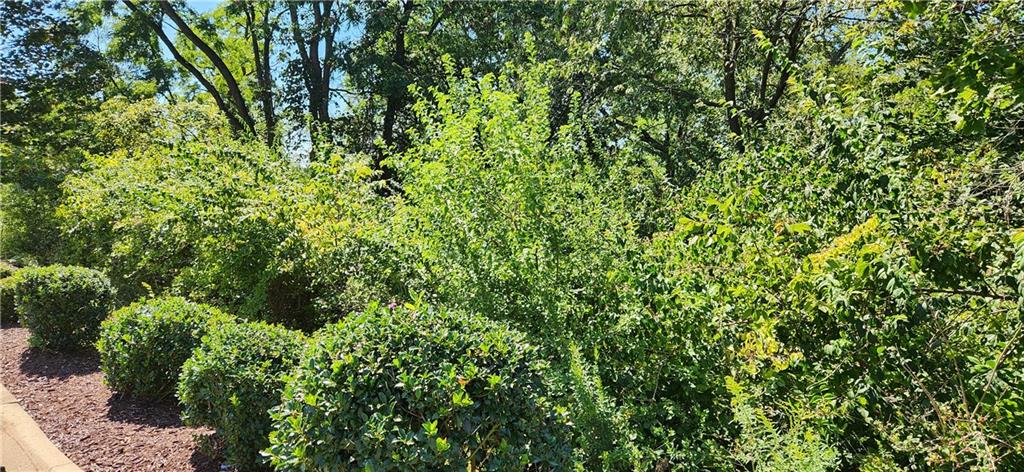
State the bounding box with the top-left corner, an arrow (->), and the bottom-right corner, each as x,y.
14,265 -> 114,350
177,321 -> 306,470
1,275 -> 19,323
57,132 -> 394,330
265,301 -> 572,471
1,262 -> 20,321
396,63 -> 664,344
59,140 -> 289,309
60,101 -> 402,330
1,179 -> 65,265
97,296 -> 234,399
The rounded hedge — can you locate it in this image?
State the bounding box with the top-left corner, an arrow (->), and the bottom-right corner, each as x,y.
265,302 -> 572,471
178,321 -> 306,470
14,265 -> 115,350
97,296 -> 234,399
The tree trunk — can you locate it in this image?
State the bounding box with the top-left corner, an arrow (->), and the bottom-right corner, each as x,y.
122,0 -> 247,136
287,1 -> 338,151
245,3 -> 276,146
723,10 -> 744,153
159,0 -> 256,136
378,0 -> 415,187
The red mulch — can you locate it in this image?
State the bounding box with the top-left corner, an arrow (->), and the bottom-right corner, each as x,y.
0,323 -> 222,471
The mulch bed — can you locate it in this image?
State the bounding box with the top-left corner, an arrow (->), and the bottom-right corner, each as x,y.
1,323 -> 222,471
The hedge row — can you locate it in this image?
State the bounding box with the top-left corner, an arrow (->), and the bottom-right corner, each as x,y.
9,264 -> 569,470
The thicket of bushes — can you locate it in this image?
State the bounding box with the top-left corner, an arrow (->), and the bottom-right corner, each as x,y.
2,2 -> 1022,470
59,124 -> 397,331
9,59 -> 1016,470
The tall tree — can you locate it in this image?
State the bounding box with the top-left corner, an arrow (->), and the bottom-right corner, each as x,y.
285,0 -> 341,145
120,0 -> 262,141
560,0 -> 855,174
238,1 -> 278,146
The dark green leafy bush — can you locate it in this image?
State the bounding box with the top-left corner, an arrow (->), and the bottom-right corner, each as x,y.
13,265 -> 114,350
265,301 -> 572,471
97,296 -> 234,399
177,321 -> 306,470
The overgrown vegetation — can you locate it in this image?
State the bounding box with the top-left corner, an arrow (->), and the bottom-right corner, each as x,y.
2,0 -> 1023,470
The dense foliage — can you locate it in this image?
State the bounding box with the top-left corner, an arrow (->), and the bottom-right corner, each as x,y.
97,296 -> 235,399
177,321 -> 306,470
265,302 -> 573,471
59,99 -> 396,329
0,260 -> 21,321
12,265 -> 114,351
4,0 -> 1024,469
0,275 -> 16,322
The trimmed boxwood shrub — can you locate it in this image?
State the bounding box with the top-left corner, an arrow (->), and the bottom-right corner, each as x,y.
14,265 -> 115,350
97,296 -> 234,399
265,301 -> 572,471
177,321 -> 306,470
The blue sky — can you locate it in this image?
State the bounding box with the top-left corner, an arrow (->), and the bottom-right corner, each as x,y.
189,1 -> 221,13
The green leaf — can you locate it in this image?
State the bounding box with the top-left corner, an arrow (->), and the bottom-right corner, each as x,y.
1011,228 -> 1024,246
452,389 -> 473,407
423,420 -> 438,437
786,222 -> 813,234
435,437 -> 450,453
